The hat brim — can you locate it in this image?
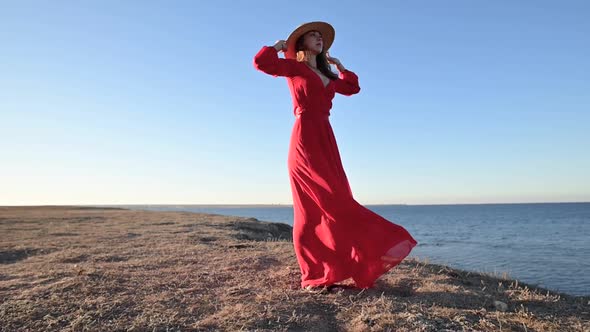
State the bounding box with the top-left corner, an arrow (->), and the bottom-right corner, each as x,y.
285,21 -> 335,60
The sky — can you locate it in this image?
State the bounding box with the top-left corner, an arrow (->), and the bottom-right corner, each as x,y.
1,1 -> 589,205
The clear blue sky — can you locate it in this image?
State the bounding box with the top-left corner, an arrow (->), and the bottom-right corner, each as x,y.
1,1 -> 589,205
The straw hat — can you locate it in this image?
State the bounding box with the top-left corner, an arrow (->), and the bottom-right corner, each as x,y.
285,21 -> 335,60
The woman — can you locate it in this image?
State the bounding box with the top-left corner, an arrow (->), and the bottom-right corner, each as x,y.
253,22 -> 417,290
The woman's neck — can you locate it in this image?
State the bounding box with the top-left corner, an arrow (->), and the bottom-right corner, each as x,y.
305,53 -> 318,68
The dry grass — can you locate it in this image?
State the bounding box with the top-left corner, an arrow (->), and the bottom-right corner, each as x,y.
0,206 -> 588,331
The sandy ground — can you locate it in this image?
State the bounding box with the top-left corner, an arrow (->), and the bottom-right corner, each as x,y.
0,206 -> 588,331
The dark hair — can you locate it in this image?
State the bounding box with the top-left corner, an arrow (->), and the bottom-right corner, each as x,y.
296,33 -> 338,80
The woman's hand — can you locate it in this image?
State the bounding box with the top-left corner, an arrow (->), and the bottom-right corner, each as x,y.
326,52 -> 340,65
273,40 -> 287,52
326,52 -> 346,72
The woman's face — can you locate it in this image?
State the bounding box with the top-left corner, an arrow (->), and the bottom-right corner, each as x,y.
301,30 -> 323,55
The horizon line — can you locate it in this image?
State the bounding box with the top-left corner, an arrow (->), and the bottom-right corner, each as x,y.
2,201 -> 589,207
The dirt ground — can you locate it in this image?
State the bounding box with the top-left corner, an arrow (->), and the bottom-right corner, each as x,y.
1,206 -> 588,331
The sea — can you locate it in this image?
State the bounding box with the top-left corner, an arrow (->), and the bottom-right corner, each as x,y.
115,202 -> 590,296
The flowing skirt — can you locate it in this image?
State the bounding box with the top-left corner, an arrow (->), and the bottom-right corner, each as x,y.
288,112 -> 417,288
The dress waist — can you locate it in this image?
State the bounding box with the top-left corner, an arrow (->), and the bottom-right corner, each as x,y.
294,107 -> 330,119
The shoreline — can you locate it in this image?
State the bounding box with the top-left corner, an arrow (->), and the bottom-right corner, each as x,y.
1,206 -> 588,331
113,203 -> 590,297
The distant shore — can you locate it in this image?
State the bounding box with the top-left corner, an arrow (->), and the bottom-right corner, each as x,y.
1,206 -> 588,331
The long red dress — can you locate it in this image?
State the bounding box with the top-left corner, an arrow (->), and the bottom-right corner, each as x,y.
254,46 -> 417,288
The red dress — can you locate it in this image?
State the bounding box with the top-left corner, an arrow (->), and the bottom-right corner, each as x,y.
254,46 -> 417,288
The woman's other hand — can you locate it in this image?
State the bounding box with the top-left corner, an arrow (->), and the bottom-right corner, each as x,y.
326,52 -> 341,65
326,52 -> 346,72
273,40 -> 287,52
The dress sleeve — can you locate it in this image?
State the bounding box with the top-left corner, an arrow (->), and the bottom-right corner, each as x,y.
334,69 -> 361,96
253,46 -> 299,77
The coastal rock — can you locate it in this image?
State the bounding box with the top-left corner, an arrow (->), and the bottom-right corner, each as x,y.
230,218 -> 292,242
494,300 -> 508,312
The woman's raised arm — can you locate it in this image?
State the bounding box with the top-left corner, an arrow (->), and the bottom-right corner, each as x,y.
253,40 -> 299,77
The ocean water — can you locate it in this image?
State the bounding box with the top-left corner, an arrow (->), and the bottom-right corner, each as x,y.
118,203 -> 590,296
